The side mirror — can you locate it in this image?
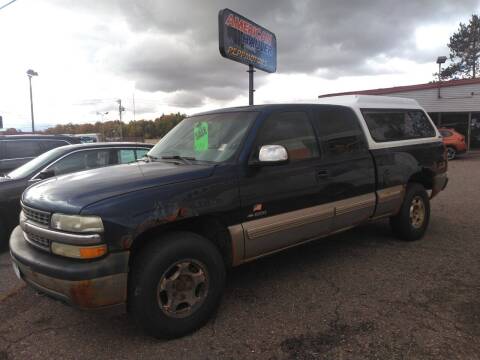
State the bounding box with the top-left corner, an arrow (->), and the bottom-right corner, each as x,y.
251,145 -> 288,166
37,168 -> 55,180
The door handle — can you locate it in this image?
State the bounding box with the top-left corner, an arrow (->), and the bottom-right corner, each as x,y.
317,169 -> 330,178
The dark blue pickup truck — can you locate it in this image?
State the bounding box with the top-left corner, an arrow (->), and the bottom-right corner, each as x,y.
10,96 -> 448,338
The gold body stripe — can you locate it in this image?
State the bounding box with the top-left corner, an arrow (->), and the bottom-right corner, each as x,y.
229,186 -> 405,266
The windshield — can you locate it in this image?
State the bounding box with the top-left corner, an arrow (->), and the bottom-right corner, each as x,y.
148,111 -> 257,163
7,146 -> 67,179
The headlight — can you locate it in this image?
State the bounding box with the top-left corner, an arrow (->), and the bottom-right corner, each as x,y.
51,242 -> 107,259
51,214 -> 104,233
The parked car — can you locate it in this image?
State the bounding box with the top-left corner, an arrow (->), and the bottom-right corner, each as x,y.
439,128 -> 467,160
73,133 -> 103,143
10,96 -> 447,338
0,142 -> 152,247
0,135 -> 82,174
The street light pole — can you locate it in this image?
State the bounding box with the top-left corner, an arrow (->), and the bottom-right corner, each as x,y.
436,56 -> 447,99
117,99 -> 125,140
26,69 -> 38,133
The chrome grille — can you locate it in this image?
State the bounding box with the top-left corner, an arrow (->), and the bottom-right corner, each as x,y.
25,232 -> 50,251
22,205 -> 51,227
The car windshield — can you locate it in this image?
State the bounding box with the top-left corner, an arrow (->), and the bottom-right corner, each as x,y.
148,111 -> 257,163
7,146 -> 67,179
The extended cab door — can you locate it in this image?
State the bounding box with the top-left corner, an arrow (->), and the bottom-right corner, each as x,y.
238,110 -> 333,259
311,106 -> 376,230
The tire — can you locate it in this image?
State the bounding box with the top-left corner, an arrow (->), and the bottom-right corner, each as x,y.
390,183 -> 430,241
128,231 -> 226,339
446,146 -> 456,160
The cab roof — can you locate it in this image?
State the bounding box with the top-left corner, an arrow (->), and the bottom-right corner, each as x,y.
317,95 -> 422,109
193,95 -> 422,117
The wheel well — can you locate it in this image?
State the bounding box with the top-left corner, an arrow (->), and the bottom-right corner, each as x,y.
408,170 -> 434,190
128,216 -> 233,269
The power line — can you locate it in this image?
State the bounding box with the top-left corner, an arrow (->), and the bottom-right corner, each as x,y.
0,0 -> 18,11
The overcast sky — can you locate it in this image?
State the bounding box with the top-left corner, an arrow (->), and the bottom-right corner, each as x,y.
0,0 -> 479,131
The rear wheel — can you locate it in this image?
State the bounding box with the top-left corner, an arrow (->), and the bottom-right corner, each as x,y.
128,231 -> 226,339
446,146 -> 456,160
390,183 -> 430,241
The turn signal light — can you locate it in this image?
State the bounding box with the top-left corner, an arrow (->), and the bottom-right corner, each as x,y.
51,242 -> 107,259
79,246 -> 108,259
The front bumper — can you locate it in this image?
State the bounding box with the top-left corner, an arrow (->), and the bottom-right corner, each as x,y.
10,226 -> 129,309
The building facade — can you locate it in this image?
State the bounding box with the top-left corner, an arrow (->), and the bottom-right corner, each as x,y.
319,78 -> 480,149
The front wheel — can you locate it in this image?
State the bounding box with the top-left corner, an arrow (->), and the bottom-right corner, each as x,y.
446,146 -> 456,160
390,183 -> 430,241
128,231 -> 226,339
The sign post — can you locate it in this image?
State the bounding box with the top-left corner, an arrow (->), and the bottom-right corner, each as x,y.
218,9 -> 276,106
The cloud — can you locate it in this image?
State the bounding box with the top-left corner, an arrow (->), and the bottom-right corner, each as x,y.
42,0 -> 480,107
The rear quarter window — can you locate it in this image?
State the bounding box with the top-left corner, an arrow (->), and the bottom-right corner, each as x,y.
4,140 -> 43,159
313,107 -> 367,156
41,140 -> 69,151
361,109 -> 436,142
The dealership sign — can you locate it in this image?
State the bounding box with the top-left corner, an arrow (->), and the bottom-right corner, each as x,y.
218,8 -> 277,73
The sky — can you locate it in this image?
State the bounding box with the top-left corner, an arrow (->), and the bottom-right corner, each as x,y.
0,0 -> 479,131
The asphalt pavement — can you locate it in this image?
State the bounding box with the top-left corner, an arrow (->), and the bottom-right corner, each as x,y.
1,152 -> 480,359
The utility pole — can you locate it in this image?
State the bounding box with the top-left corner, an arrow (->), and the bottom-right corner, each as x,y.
117,99 -> 125,140
133,93 -> 136,122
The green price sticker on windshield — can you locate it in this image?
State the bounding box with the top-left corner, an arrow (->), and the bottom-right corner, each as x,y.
194,122 -> 208,152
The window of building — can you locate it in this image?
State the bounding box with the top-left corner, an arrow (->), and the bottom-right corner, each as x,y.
362,109 -> 436,142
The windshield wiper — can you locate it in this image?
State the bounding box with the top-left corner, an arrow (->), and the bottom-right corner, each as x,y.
160,155 -> 196,164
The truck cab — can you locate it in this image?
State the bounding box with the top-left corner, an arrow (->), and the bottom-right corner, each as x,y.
10,96 -> 447,338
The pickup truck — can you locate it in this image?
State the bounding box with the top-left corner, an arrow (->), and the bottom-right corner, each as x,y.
10,95 -> 448,338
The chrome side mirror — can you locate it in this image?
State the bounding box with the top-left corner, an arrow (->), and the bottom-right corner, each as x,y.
258,145 -> 288,164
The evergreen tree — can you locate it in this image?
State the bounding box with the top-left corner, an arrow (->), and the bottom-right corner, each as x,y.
442,14 -> 480,79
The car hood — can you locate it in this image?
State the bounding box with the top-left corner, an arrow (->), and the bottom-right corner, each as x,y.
22,161 -> 216,213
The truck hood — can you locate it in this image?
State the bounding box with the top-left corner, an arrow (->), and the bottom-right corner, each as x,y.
22,161 -> 216,213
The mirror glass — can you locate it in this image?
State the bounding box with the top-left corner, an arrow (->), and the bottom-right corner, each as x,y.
258,145 -> 288,163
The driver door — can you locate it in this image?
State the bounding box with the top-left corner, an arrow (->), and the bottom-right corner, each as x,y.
238,110 -> 333,259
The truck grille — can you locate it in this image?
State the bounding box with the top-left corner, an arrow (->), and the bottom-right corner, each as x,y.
22,205 -> 51,227
25,232 -> 51,251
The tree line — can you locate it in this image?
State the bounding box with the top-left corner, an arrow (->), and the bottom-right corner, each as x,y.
42,113 -> 186,139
